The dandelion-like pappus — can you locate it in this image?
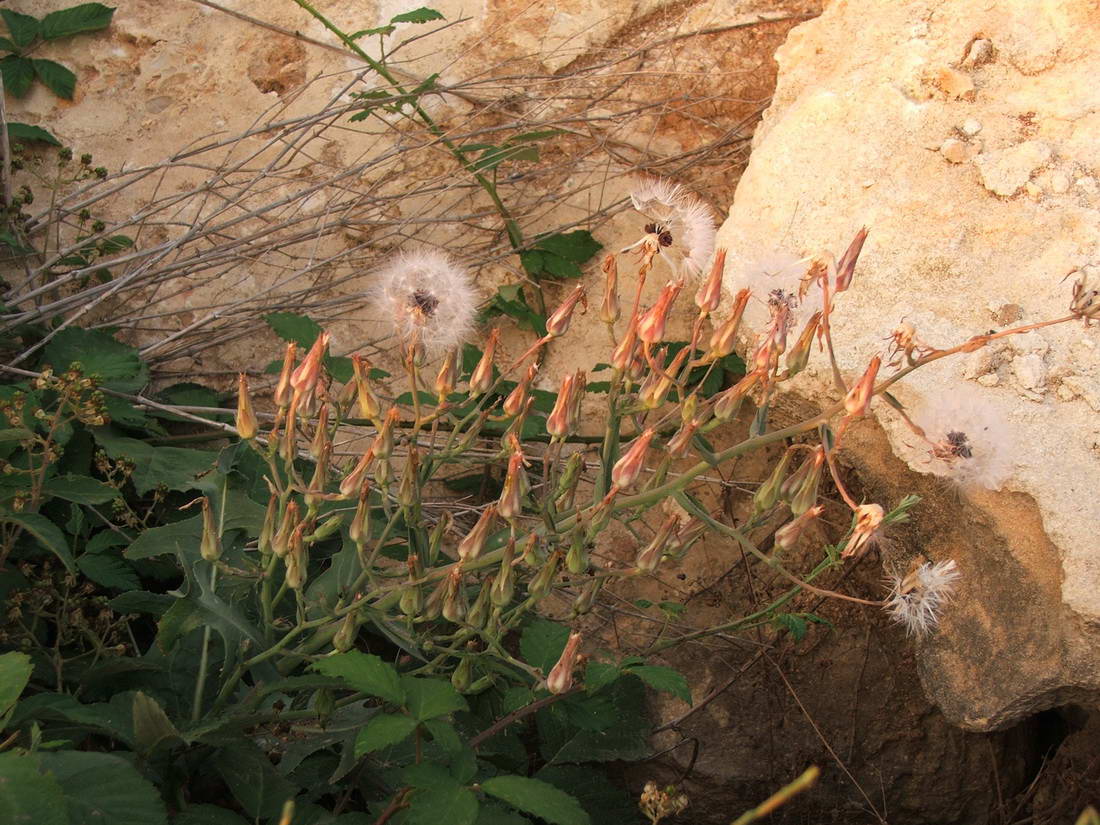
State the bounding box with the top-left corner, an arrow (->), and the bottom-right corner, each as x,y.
624,177 -> 716,277
886,559 -> 961,635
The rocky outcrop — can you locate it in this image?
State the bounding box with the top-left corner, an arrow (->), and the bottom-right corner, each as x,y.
718,0 -> 1100,730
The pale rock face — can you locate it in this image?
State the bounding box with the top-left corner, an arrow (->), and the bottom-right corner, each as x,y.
719,0 -> 1100,730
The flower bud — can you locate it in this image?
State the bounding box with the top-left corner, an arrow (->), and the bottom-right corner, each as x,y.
333,612 -> 358,652
611,429 -> 655,489
311,514 -> 344,542
503,364 -> 537,418
272,500 -> 299,558
842,503 -> 884,559
571,576 -> 602,617
285,524 -> 308,590
834,227 -> 869,293
708,288 -> 751,358
467,578 -> 493,629
199,496 -> 222,562
451,655 -> 474,693
427,511 -> 452,565
565,530 -> 589,574
774,505 -> 824,551
694,248 -> 727,314
398,448 -> 419,509
491,537 -> 517,607
306,443 -> 331,511
713,370 -> 759,421
258,493 -> 278,557
781,447 -> 825,515
236,373 -> 258,440
546,631 -> 582,694
498,451 -> 528,521
441,567 -> 467,624
469,328 -> 500,396
434,350 -> 458,402
309,403 -> 330,461
457,504 -> 497,562
554,452 -> 584,505
843,355 -> 881,418
290,332 -> 330,406
667,417 -> 700,458
635,513 -> 679,573
638,281 -> 682,345
351,355 -> 382,421
546,285 -> 587,338
348,486 -> 370,545
527,551 -> 561,599
520,533 -> 542,567
599,255 -> 620,325
339,443 -> 376,499
546,371 -> 580,439
375,408 -> 399,460
640,346 -> 689,410
753,448 -> 792,512
399,555 -> 423,618
610,318 -> 638,372
785,311 -> 821,377
274,343 -> 298,408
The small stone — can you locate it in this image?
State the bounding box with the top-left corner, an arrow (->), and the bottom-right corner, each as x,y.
1025,181 -> 1042,198
1049,170 -> 1070,194
1061,376 -> 1100,411
962,38 -> 995,68
961,118 -> 982,136
975,141 -> 1053,196
1010,331 -> 1049,356
962,348 -> 996,379
977,373 -> 1001,387
1012,353 -> 1047,391
931,66 -> 975,99
991,303 -> 1022,325
940,138 -> 969,163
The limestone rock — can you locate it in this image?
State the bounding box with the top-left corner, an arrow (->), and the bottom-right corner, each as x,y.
718,0 -> 1100,731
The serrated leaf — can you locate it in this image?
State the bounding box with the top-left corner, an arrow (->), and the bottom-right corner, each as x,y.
0,651 -> 32,722
390,7 -> 445,24
43,328 -> 146,392
349,25 -> 395,38
32,59 -> 75,100
519,250 -> 545,278
0,512 -> 75,571
540,254 -> 582,280
6,122 -> 60,145
0,10 -> 39,48
0,752 -> 68,825
311,651 -> 405,704
41,4 -> 115,39
539,676 -> 650,764
0,428 -> 33,444
263,311 -> 322,347
109,590 -> 172,616
624,665 -> 691,705
131,691 -> 180,755
39,751 -> 167,825
354,713 -> 418,756
535,765 -> 643,825
773,612 -> 808,641
212,743 -> 297,820
406,779 -> 478,825
92,429 -> 213,495
41,474 -> 118,504
534,231 -> 601,264
583,661 -> 619,695
520,618 -> 569,673
173,805 -> 252,825
402,676 -> 467,721
77,553 -> 139,590
0,37 -> 15,53
0,55 -> 34,97
481,776 -> 589,825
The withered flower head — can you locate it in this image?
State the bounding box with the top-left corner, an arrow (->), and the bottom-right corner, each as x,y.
625,177 -> 716,277
886,558 -> 960,636
372,249 -> 478,353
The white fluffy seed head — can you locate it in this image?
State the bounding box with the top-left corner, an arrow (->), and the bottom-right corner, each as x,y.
900,383 -> 1013,490
370,249 -> 478,354
628,177 -> 716,277
885,559 -> 961,636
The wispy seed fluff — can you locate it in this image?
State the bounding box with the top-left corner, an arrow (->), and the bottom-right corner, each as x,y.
886,559 -> 961,636
371,249 -> 478,354
627,177 -> 716,277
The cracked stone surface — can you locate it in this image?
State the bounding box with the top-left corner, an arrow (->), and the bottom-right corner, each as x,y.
718,0 -> 1100,730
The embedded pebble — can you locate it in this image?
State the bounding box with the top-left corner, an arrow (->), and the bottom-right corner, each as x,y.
1062,376 -> 1100,411
1049,170 -> 1070,194
961,118 -> 982,136
975,140 -> 1053,196
1076,177 -> 1099,195
940,138 -> 969,163
963,348 -> 997,379
962,38 -> 995,67
1013,353 -> 1047,392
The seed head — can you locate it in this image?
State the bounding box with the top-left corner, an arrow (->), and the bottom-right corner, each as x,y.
886,559 -> 960,636
372,249 -> 478,353
627,177 -> 716,277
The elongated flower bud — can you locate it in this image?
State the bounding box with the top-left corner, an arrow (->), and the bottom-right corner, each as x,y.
527,551 -> 560,599
554,452 -> 584,505
546,372 -> 579,439
441,567 -> 467,624
775,505 -> 824,551
546,632 -> 582,694
469,328 -> 500,396
521,533 -> 541,567
753,448 -> 792,512
610,317 -> 638,372
498,451 -> 528,521
399,555 -> 424,618
451,655 -> 474,693
611,429 -> 655,489
695,248 -> 727,314
844,356 -> 881,418
638,281 -> 682,345
546,285 -> 587,338
236,373 -> 258,440
199,496 -> 221,562
427,511 -> 452,565
290,332 -> 330,406
306,443 -> 331,511
599,255 -> 620,325
375,408 -> 399,460
333,612 -> 358,652
285,524 -> 308,590
785,311 -> 821,377
467,578 -> 493,629
640,346 -> 689,409
339,443 -> 376,499
258,493 -> 278,557
713,370 -> 759,421
352,355 -> 381,421
835,227 -> 869,293
434,349 -> 458,402
503,364 -> 537,418
272,499 -> 299,558
398,448 -> 419,509
457,504 -> 497,562
565,530 -> 589,574
635,513 -> 679,573
708,288 -> 751,358
571,576 -> 602,617
782,447 -> 825,515
274,342 -> 298,409
309,403 -> 330,461
348,486 -> 370,545
667,417 -> 700,458
491,537 -> 517,607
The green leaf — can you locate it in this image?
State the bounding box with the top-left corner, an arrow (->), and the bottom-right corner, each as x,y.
480,776 -> 589,825
40,4 -> 115,39
0,37 -> 16,53
349,25 -> 395,38
539,676 -> 650,764
519,250 -> 544,278
0,752 -> 68,825
472,144 -> 539,172
99,235 -> 134,253
583,662 -> 619,695
0,10 -> 39,48
326,355 -> 353,384
353,713 -> 418,756
476,803 -> 531,825
173,805 -> 252,825
540,254 -> 582,280
212,744 -> 297,820
520,617 -> 569,673
0,55 -> 34,97
623,665 -> 691,705
92,429 -> 214,495
311,651 -> 405,705
131,691 -> 180,755
109,590 -> 172,616
77,553 -> 140,590
0,428 -> 33,444
535,766 -> 644,825
43,328 -> 146,392
509,129 -> 562,144
402,676 -> 467,721
535,231 -> 601,264
6,122 -> 60,145
0,512 -> 75,571
41,474 -> 118,504
390,7 -> 445,24
406,778 -> 478,825
773,612 -> 808,641
125,516 -> 200,561
0,651 -> 32,723
39,751 -> 167,825
263,311 -> 322,347
32,59 -> 75,100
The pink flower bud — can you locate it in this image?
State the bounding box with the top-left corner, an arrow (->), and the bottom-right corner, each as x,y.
274,342 -> 298,408
546,631 -> 582,694
235,373 -> 258,440
599,255 -> 620,325
434,349 -> 458,401
638,281 -> 682,345
546,286 -> 587,338
339,443 -> 377,499
634,513 -> 679,573
694,248 -> 727,314
503,364 -> 537,418
835,227 -> 869,293
713,370 -> 759,421
498,451 -> 529,521
611,428 -> 655,489
457,503 -> 497,561
546,371 -> 583,439
667,417 -> 700,458
708,288 -> 751,358
469,328 -> 500,396
785,311 -> 822,377
775,505 -> 824,551
290,332 -> 330,405
610,317 -> 638,372
352,355 -> 382,420
844,356 -> 881,418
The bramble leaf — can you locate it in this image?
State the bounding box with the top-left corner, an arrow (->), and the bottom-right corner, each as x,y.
480,776 -> 589,825
40,4 -> 115,40
32,59 -> 75,100
390,7 -> 445,24
354,713 -> 418,756
0,55 -> 34,97
312,652 -> 405,705
0,10 -> 39,48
